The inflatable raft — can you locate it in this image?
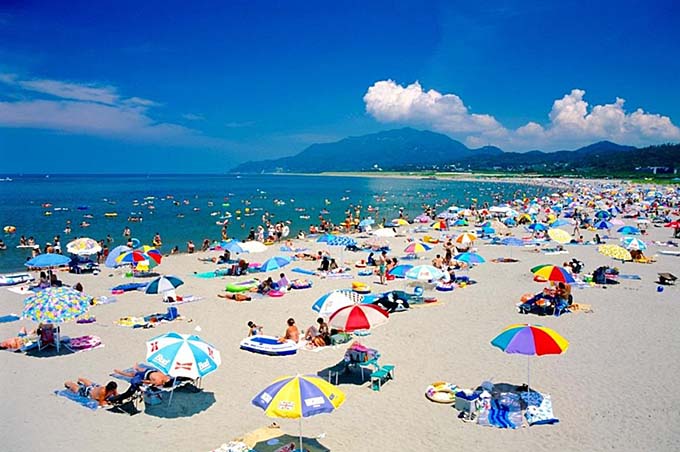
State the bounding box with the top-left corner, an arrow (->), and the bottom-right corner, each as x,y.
0,273 -> 34,286
239,335 -> 298,356
226,279 -> 258,292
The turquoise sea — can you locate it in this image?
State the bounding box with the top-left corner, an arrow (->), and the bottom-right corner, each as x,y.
0,174 -> 548,273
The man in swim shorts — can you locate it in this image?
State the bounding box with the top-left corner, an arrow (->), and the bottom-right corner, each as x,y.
64,378 -> 118,406
109,364 -> 171,403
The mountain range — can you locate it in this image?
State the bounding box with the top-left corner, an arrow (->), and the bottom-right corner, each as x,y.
231,127 -> 679,175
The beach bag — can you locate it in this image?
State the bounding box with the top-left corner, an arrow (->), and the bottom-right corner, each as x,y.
166,306 -> 178,321
331,333 -> 351,345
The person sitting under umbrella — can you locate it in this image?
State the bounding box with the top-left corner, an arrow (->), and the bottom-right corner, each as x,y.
64,378 -> 118,407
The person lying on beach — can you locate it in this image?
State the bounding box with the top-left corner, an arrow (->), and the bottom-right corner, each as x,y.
109,365 -> 172,404
247,321 -> 263,336
252,277 -> 274,294
294,252 -> 317,260
218,292 -> 252,301
0,327 -> 37,351
278,318 -> 299,343
64,378 -> 118,406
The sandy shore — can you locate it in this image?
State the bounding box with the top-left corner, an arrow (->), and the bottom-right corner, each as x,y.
1,222 -> 679,452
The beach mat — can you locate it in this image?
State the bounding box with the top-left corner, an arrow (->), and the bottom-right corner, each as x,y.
6,285 -> 36,295
54,388 -> 100,410
0,314 -> 20,323
292,267 -> 316,275
618,274 -> 642,280
162,295 -> 204,305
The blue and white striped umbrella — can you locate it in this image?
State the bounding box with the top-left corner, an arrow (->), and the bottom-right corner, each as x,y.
145,275 -> 184,294
260,256 -> 292,272
146,332 -> 221,379
620,236 -> 647,251
501,237 -> 524,247
326,236 -> 357,247
617,226 -> 641,235
527,223 -> 548,232
312,290 -> 362,317
388,264 -> 413,278
594,220 -> 613,230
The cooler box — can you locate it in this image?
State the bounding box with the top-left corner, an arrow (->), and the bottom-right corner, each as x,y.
455,390 -> 480,414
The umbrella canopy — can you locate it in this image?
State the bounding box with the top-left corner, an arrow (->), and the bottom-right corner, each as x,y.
252,374 -> 345,419
530,265 -> 576,284
454,252 -> 486,265
23,286 -> 91,324
372,228 -> 396,237
594,219 -> 614,230
105,245 -> 131,268
547,228 -> 571,244
404,242 -> 432,254
452,219 -> 469,227
550,218 -> 572,228
146,332 -> 221,379
620,236 -> 647,251
501,237 -> 524,247
66,237 -> 102,256
117,250 -> 159,268
617,226 -> 641,235
312,290 -> 362,317
454,232 -> 477,245
326,236 -> 356,247
598,244 -> 632,261
665,220 -> 680,228
431,220 -> 449,230
491,323 -> 569,356
358,218 -> 375,228
527,223 -> 548,232
387,264 -> 413,278
414,214 -> 431,223
260,256 -> 292,272
390,218 -> 409,226
252,374 -> 345,452
594,210 -> 611,219
405,265 -> 444,281
315,234 -> 335,243
140,246 -> 163,264
25,253 -> 71,268
145,275 -> 184,294
240,241 -> 267,253
329,304 -> 389,332
218,240 -> 245,254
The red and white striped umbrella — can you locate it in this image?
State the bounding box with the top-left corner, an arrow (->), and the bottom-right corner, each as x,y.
328,304 -> 389,332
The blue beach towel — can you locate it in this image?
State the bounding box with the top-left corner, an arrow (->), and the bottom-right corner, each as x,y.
54,389 -> 100,410
292,267 -> 316,275
478,393 -> 523,429
618,274 -> 642,280
0,314 -> 20,323
111,282 -> 148,292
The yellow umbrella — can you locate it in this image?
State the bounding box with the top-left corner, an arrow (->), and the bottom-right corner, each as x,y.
547,228 -> 571,244
598,244 -> 632,261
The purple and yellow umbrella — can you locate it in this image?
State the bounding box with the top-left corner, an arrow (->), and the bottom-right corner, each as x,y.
491,324 -> 569,400
531,264 -> 575,284
404,242 -> 432,254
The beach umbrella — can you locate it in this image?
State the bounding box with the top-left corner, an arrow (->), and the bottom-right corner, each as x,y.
550,218 -> 572,228
139,246 -> 163,264
490,323 -> 569,402
454,252 -> 486,265
431,220 -> 449,230
25,253 -> 71,269
23,287 -> 91,352
620,236 -> 647,251
312,290 -> 362,317
594,219 -> 613,230
260,256 -> 292,272
372,228 -> 396,238
219,240 -> 245,254
594,210 -> 611,219
547,228 -> 571,244
452,219 -> 468,227
501,237 -> 524,247
252,374 -> 345,452
530,265 -> 576,284
405,265 -> 444,281
145,275 -> 184,295
116,250 -> 159,268
617,226 -> 641,235
358,218 -> 375,228
316,234 -> 335,243
390,218 -> 409,227
454,232 -> 477,246
66,237 -> 101,256
326,236 -> 356,247
664,220 -> 680,229
105,245 -> 131,268
404,242 -> 432,254
329,304 -> 389,332
414,214 -> 431,223
240,241 -> 267,253
598,244 -> 632,261
388,264 -> 413,278
437,212 -> 457,219
527,223 -> 548,232
146,332 -> 221,380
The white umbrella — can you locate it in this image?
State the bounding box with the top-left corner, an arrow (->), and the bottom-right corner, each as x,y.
372,228 -> 396,237
240,241 -> 267,253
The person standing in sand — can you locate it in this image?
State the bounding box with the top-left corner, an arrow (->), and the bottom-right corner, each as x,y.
378,250 -> 388,284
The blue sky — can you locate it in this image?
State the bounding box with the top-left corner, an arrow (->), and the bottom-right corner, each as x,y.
1,0 -> 679,173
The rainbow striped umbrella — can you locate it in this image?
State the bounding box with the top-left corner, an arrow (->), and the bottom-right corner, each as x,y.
531,264 -> 575,284
252,374 -> 345,452
491,324 -> 569,400
404,242 -> 432,254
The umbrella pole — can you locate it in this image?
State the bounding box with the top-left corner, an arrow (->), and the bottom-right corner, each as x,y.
526,355 -> 531,409
299,416 -> 303,452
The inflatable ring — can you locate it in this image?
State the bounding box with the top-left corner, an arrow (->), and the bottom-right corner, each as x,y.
3,225 -> 16,234
130,238 -> 141,249
264,240 -> 275,246
268,290 -> 284,298
355,261 -> 367,268
352,281 -> 367,290
425,381 -> 457,404
358,270 -> 373,277
290,279 -> 312,290
436,283 -> 454,292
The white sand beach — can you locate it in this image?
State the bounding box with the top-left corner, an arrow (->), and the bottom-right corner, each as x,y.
1,213 -> 679,452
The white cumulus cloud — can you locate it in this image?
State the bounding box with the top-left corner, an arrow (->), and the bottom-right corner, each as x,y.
364,80 -> 680,150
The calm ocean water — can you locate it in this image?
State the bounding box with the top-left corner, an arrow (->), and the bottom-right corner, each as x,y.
0,174 -> 547,273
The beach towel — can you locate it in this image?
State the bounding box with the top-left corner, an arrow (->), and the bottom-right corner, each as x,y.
91,295 -> 117,305
292,267 -> 317,275
54,388 -> 100,410
0,314 -> 20,324
618,274 -> 642,280
6,285 -> 37,295
68,335 -> 103,351
111,282 -> 148,292
162,295 -> 204,305
115,317 -> 150,328
521,392 -> 559,426
477,393 -> 523,429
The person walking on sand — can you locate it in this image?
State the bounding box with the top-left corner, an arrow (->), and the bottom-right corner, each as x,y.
378,250 -> 388,285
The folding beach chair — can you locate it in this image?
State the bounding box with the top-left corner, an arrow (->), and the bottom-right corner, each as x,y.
658,273 -> 677,285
